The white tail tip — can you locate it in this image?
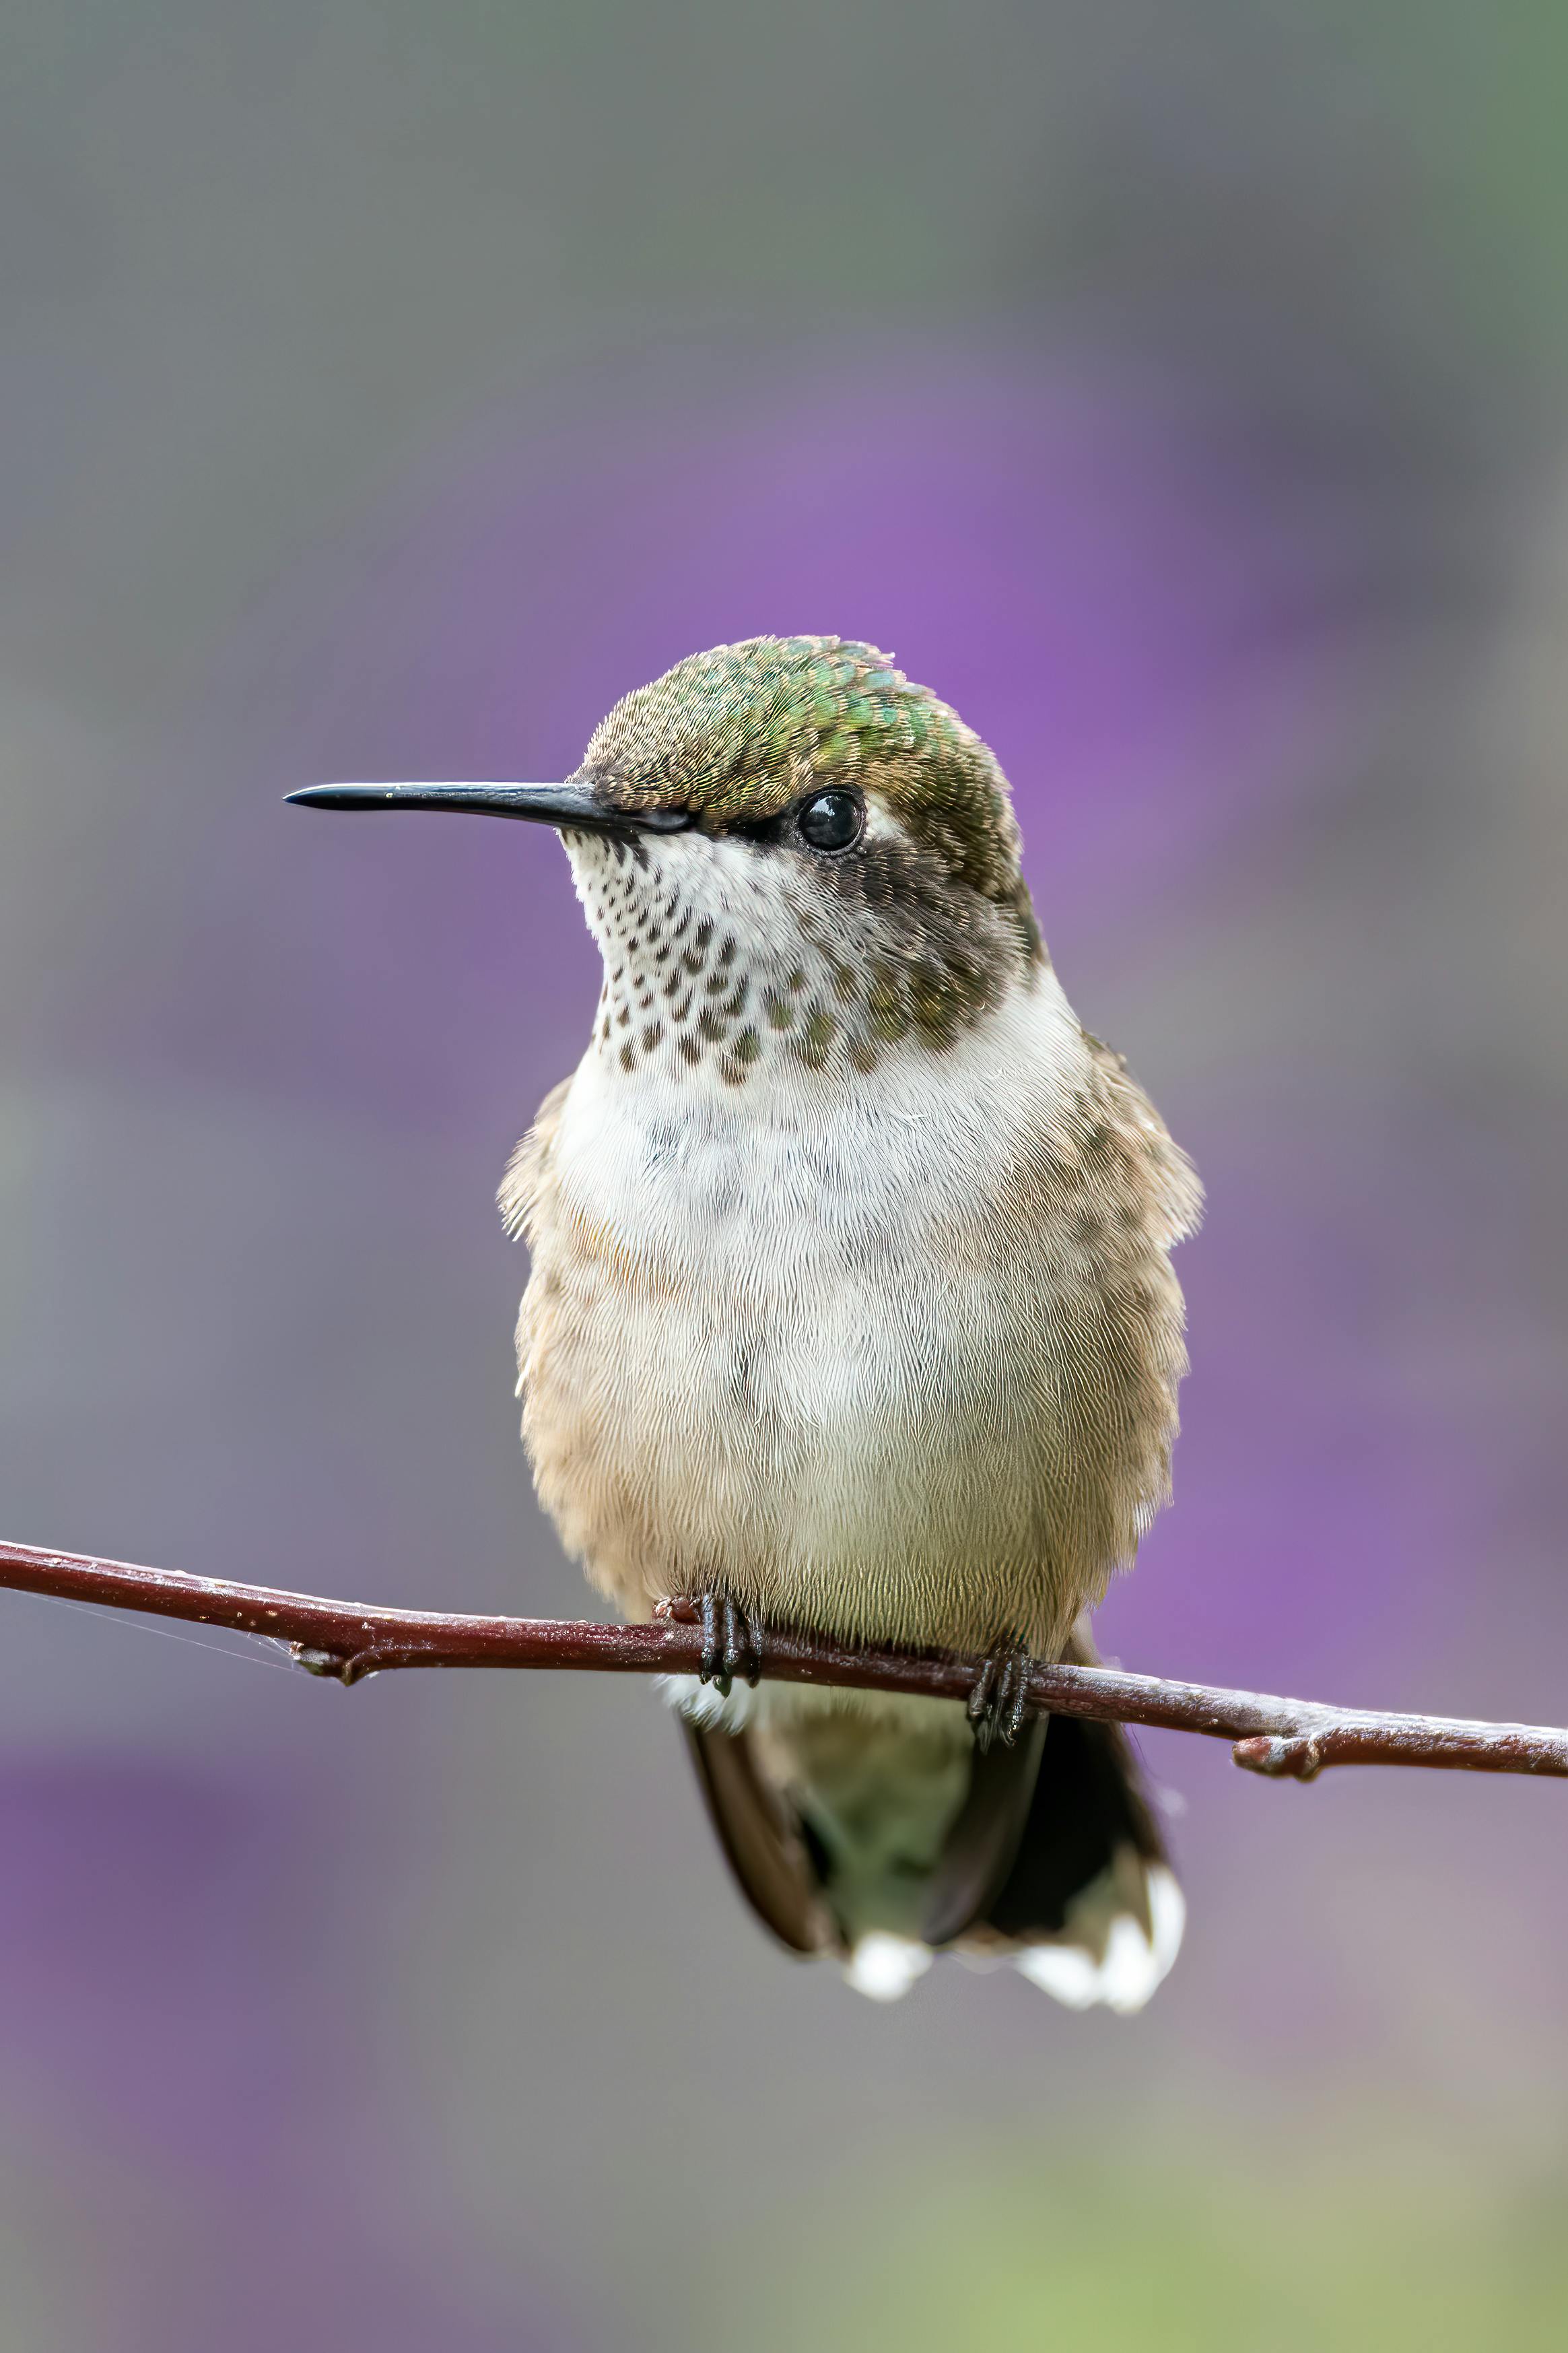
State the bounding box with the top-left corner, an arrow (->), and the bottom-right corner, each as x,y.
1015,1866 -> 1186,2014
844,1934 -> 934,2003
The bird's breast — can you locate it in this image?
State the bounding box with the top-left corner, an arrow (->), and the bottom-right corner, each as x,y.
516,976 -> 1173,1658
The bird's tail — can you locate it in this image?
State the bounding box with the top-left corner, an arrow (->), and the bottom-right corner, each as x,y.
966,1624 -> 1184,2011
681,1622 -> 1183,2012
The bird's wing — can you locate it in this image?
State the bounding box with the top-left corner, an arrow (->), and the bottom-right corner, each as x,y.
498,1073 -> 572,1241
683,1723 -> 842,1957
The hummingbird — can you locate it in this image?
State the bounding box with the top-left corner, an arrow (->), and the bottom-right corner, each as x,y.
289,636 -> 1201,2008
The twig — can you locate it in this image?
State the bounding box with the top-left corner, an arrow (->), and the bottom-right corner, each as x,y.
1,1535 -> 1563,1781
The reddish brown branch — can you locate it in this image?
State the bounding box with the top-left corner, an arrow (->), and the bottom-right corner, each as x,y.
1,1535 -> 1563,1781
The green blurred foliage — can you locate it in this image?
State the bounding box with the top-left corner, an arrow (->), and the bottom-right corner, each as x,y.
743,2134 -> 1568,2353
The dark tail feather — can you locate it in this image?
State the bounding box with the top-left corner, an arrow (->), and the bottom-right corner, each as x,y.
972,1628 -> 1183,2009
984,1711 -> 1165,1938
919,1715 -> 1048,1947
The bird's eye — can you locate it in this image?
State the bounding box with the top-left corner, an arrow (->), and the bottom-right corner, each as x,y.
796,789 -> 864,853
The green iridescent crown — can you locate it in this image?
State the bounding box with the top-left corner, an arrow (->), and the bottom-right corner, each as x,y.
580,636 -> 1025,909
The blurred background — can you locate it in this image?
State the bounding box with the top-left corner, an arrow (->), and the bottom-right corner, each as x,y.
3,3 -> 1568,2345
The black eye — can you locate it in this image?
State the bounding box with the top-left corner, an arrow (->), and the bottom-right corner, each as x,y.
796,789 -> 864,853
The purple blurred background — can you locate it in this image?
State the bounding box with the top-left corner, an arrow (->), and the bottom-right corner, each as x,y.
5,5 -> 1568,2346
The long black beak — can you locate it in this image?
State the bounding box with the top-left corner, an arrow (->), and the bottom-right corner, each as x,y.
285,781 -> 689,833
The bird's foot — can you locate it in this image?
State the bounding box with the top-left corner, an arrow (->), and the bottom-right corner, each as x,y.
967,1645 -> 1036,1754
699,1591 -> 765,1698
654,1591 -> 765,1698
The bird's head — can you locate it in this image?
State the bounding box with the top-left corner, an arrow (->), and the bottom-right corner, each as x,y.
290,636 -> 1045,1086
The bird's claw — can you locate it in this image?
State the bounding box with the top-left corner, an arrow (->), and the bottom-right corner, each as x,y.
967,1645 -> 1035,1754
698,1593 -> 765,1697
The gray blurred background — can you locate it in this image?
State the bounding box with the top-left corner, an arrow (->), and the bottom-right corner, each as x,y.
4,4 -> 1568,2346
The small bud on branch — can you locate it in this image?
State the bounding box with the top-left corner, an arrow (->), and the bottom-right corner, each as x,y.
1,1537 -> 1563,1781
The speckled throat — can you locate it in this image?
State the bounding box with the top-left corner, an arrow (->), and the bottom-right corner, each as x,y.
567,820 -> 1041,1090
